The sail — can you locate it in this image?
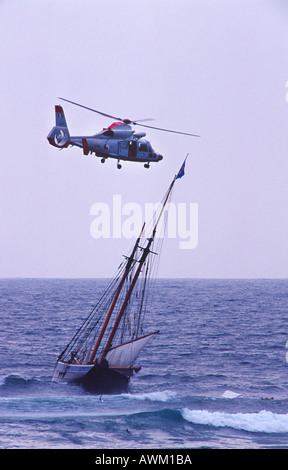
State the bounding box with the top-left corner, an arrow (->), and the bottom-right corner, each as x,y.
105,331 -> 159,368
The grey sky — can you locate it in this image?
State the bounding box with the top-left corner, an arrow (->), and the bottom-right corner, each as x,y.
0,0 -> 287,278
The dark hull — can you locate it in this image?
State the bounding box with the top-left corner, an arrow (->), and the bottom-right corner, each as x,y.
81,363 -> 130,394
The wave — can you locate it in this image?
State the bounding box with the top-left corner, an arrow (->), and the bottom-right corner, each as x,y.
0,375 -> 41,389
181,408 -> 288,434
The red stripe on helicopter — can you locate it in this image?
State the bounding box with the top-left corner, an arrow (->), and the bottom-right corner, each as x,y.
55,105 -> 64,113
82,138 -> 89,155
108,122 -> 125,129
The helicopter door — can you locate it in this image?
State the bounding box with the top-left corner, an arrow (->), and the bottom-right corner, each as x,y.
118,141 -> 128,157
128,141 -> 137,158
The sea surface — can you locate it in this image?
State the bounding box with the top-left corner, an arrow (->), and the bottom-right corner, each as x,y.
0,278 -> 288,451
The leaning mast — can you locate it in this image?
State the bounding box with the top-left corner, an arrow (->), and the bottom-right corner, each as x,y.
100,175 -> 177,364
88,224 -> 145,364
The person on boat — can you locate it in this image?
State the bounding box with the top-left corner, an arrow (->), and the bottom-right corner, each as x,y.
68,352 -> 80,365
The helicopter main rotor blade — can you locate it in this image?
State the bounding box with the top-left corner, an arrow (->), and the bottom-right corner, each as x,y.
58,97 -> 199,136
58,97 -> 123,122
134,122 -> 200,137
130,118 -> 155,123
58,98 -> 155,125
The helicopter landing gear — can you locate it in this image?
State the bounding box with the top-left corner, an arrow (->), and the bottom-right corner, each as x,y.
101,158 -> 106,163
144,163 -> 150,169
117,163 -> 122,169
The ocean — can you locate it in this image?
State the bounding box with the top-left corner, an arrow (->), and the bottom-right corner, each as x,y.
0,278 -> 288,457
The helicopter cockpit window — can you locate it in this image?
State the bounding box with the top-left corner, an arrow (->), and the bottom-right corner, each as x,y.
148,142 -> 157,158
139,143 -> 148,152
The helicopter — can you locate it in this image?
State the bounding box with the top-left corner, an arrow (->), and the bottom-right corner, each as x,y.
47,98 -> 199,169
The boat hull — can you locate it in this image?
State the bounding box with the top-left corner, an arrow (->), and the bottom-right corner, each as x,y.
52,361 -> 129,394
82,363 -> 129,394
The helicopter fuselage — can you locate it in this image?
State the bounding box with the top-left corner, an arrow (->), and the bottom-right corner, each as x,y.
47,106 -> 163,168
73,124 -> 162,163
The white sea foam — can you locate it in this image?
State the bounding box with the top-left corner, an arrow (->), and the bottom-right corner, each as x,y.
181,408 -> 288,433
126,390 -> 177,402
222,390 -> 241,399
0,376 -> 7,386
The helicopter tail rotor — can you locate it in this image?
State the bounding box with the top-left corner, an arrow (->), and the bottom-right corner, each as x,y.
54,129 -> 69,147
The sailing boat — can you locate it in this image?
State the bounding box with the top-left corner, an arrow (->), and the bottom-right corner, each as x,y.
52,158 -> 187,394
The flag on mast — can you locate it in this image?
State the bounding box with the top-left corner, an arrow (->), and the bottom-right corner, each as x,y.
176,154 -> 189,179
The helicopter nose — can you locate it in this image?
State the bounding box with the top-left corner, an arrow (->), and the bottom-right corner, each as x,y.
158,154 -> 163,161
